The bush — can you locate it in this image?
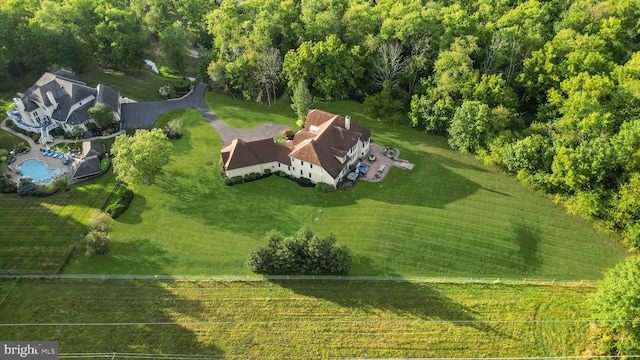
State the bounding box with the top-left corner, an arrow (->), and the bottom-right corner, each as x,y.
164,118 -> 183,139
264,169 -> 271,176
0,149 -> 8,157
105,185 -> 134,219
52,174 -> 69,189
85,230 -> 109,256
32,132 -> 41,142
100,158 -> 111,173
17,178 -> 37,195
174,79 -> 191,94
32,184 -> 59,197
315,182 -> 336,193
0,177 -> 17,193
297,177 -> 312,187
50,127 -> 66,138
249,227 -> 350,275
88,210 -> 114,233
276,171 -> 288,177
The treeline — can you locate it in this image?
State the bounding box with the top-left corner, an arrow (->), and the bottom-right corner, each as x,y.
1,0 -> 639,248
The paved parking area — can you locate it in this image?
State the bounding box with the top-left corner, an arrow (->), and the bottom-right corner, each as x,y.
360,144 -> 414,182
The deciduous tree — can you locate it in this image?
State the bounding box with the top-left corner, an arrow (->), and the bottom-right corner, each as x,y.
111,128 -> 173,191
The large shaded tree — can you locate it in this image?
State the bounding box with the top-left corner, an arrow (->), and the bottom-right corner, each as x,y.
111,129 -> 173,191
448,100 -> 492,153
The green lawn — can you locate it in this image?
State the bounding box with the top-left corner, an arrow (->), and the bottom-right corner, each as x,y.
0,128 -> 22,151
0,279 -> 596,358
65,104 -> 627,279
205,93 -> 297,129
0,172 -> 116,273
79,67 -> 176,102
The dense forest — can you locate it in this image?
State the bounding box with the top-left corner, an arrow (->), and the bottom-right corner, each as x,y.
1,0 -> 639,249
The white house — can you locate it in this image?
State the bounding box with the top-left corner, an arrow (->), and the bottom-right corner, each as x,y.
6,70 -> 121,145
221,109 -> 371,187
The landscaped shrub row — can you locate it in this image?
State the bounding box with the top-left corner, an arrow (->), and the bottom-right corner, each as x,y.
223,170 -> 272,186
315,182 -> 336,193
105,184 -> 134,219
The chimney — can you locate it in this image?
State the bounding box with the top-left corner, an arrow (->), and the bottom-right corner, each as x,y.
345,115 -> 351,130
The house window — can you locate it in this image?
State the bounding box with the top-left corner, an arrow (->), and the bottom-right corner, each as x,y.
310,164 -> 313,169
309,172 -> 311,178
278,163 -> 281,168
287,166 -> 290,171
301,160 -> 304,165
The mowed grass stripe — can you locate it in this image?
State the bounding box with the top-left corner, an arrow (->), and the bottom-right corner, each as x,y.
0,172 -> 115,272
0,279 -> 593,357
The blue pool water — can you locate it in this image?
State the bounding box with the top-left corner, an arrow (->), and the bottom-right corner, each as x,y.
18,159 -> 60,182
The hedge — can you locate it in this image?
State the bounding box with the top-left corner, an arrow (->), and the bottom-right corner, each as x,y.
105,185 -> 134,219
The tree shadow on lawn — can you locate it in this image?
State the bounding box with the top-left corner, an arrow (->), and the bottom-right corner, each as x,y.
509,223 -> 543,274
0,279 -> 223,357
115,194 -> 147,225
271,279 -> 506,337
104,238 -> 177,275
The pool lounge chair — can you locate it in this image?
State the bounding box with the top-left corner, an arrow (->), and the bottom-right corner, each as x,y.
53,151 -> 59,157
58,153 -> 65,159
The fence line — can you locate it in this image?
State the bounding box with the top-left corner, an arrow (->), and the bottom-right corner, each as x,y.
0,273 -> 597,286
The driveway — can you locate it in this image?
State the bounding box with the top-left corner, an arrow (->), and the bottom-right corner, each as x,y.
121,83 -> 289,147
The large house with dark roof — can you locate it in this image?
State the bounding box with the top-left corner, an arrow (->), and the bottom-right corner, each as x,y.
6,70 -> 121,145
221,109 -> 371,187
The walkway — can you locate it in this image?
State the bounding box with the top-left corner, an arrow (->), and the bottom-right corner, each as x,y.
122,83 -> 290,147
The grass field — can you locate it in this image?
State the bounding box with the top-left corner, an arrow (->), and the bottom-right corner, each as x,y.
0,172 -> 116,273
79,67 -> 176,102
204,93 -> 296,129
0,279 -> 596,358
65,103 -> 627,279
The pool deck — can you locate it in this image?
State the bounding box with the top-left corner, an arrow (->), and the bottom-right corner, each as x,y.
5,149 -> 78,184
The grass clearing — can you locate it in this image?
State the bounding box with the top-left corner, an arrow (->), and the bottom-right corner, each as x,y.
0,172 -> 116,273
0,279 -> 595,357
205,93 -> 296,129
79,67 -> 176,102
65,102 -> 627,279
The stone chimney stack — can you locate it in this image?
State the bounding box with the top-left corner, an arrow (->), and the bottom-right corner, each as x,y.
345,115 -> 351,130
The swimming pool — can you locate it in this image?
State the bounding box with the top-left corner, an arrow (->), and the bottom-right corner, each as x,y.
18,159 -> 60,183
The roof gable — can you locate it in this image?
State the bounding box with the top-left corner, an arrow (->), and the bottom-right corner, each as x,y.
221,139 -> 293,171
289,109 -> 371,177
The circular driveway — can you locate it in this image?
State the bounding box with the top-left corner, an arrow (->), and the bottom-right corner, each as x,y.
121,83 -> 289,147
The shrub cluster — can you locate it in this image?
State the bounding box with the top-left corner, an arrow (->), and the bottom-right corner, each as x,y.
164,119 -> 183,139
174,79 -> 191,95
85,210 -> 114,256
249,227 -> 350,275
224,171 -> 271,186
315,182 -> 336,193
0,176 -> 17,193
17,178 -> 37,195
105,184 -> 134,219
